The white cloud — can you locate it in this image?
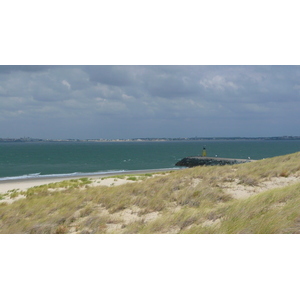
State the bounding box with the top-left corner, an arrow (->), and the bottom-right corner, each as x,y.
1,65 -> 300,138
62,80 -> 71,89
199,75 -> 238,91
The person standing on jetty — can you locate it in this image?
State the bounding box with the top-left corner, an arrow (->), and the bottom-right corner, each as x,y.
202,147 -> 207,157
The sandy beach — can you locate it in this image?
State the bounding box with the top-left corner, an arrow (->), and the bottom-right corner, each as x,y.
0,168 -> 177,204
2,166 -> 300,204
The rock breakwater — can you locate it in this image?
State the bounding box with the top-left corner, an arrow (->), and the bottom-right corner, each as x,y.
175,156 -> 255,167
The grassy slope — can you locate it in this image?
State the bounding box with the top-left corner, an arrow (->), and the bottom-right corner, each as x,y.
1,152 -> 300,234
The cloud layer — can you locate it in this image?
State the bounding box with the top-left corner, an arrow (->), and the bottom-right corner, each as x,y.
0,65 -> 299,138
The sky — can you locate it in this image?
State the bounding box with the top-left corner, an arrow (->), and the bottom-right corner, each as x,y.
1,1 -> 299,140
1,65 -> 300,139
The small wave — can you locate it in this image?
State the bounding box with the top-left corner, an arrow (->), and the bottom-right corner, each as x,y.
0,170 -> 128,182
0,173 -> 41,181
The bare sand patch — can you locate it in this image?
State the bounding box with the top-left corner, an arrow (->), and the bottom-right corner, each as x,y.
0,177 -> 135,204
89,178 -> 138,187
223,175 -> 300,199
0,172 -> 169,204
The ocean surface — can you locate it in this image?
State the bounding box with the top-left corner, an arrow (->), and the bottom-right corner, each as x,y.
1,140 -> 300,181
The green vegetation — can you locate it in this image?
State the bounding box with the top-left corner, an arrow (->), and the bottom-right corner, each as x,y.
127,176 -> 138,181
1,152 -> 300,234
102,173 -> 154,181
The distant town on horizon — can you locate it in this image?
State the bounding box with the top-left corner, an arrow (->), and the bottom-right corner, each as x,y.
1,136 -> 300,143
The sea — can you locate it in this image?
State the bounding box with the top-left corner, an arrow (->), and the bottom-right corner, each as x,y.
1,140 -> 300,181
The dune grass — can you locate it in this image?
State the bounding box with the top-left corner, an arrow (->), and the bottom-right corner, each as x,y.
102,173 -> 153,181
1,152 -> 300,234
182,182 -> 300,234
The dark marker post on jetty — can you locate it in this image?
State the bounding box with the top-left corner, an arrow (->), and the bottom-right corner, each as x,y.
175,146 -> 255,168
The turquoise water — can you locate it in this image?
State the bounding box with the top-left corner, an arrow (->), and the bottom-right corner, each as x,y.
1,140 -> 300,180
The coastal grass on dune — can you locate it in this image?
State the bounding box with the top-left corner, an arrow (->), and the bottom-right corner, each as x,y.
0,170 -> 232,233
182,182 -> 300,234
182,151 -> 300,187
1,152 -> 300,234
235,151 -> 300,181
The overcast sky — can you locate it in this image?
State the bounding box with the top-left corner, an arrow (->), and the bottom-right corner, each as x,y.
0,65 -> 300,139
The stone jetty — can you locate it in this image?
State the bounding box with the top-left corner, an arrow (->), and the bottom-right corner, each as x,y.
175,156 -> 256,167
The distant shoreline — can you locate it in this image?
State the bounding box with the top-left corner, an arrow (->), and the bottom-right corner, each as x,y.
1,136 -> 300,143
